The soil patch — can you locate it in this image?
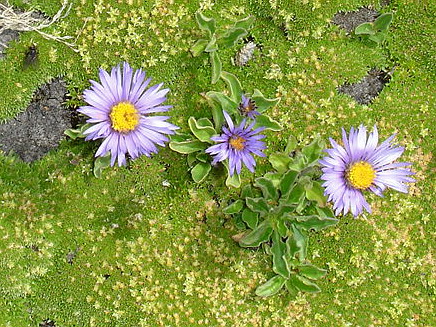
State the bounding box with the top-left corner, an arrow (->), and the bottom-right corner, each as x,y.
0,78 -> 72,162
332,7 -> 379,33
338,68 -> 391,105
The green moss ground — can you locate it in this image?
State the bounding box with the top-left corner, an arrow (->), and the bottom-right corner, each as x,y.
0,0 -> 434,326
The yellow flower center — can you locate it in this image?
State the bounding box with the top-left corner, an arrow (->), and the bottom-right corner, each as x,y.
347,161 -> 376,190
229,136 -> 246,151
110,102 -> 139,133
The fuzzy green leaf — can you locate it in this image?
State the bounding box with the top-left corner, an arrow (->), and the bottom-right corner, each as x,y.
301,137 -> 325,166
241,208 -> 258,229
210,51 -> 222,84
93,153 -> 111,178
272,231 -> 290,278
239,220 -> 273,247
355,22 -> 376,35
285,279 -> 299,298
251,89 -> 280,113
233,16 -> 255,31
287,225 -> 307,261
285,184 -> 305,205
284,135 -> 298,154
190,39 -> 209,56
276,219 -> 288,238
255,177 -> 279,201
280,170 -> 299,198
298,264 -> 327,280
195,12 -> 216,36
196,152 -> 209,163
188,117 -> 216,144
169,140 -> 207,154
369,32 -> 387,44
295,215 -> 338,232
290,274 -> 321,293
187,152 -> 197,166
191,162 -> 211,183
223,200 -> 244,214
206,91 -> 238,115
245,197 -> 269,214
241,184 -> 254,199
255,275 -> 285,297
253,114 -> 282,131
269,153 -> 292,174
373,13 -> 393,32
305,181 -> 327,207
218,27 -> 248,48
225,171 -> 241,188
220,71 -> 242,103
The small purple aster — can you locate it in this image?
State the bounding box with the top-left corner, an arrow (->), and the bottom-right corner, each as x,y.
319,125 -> 415,217
78,62 -> 178,166
239,94 -> 260,119
206,111 -> 266,176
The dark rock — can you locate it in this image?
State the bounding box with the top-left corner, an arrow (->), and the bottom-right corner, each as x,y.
0,29 -> 19,59
332,7 -> 379,34
338,68 -> 391,105
39,319 -> 56,327
0,78 -> 73,162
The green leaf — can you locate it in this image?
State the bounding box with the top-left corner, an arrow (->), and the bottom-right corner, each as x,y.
223,200 -> 244,214
284,135 -> 298,154
93,153 -> 111,178
190,39 -> 208,56
253,114 -> 282,131
195,12 -> 216,36
210,51 -> 222,84
169,140 -> 207,154
264,172 -> 282,189
275,219 -> 288,238
218,27 -> 248,48
245,197 -> 269,214
316,206 -> 335,219
240,184 -> 254,199
298,264 -> 327,280
301,136 -> 325,166
373,13 -> 393,32
355,22 -> 375,35
255,275 -> 285,297
196,152 -> 209,163
290,274 -> 321,293
187,152 -> 197,166
233,16 -> 255,31
64,123 -> 91,140
269,153 -> 292,173
239,220 -> 273,247
225,171 -> 241,188
287,225 -> 307,261
369,32 -> 386,44
191,162 -> 211,183
220,71 -> 242,103
206,91 -> 238,115
188,117 -> 216,143
251,89 -> 280,113
305,181 -> 327,207
204,35 -> 218,52
241,208 -> 258,229
280,170 -> 299,198
255,177 -> 279,201
288,153 -> 307,171
285,279 -> 299,298
285,183 -> 305,205
271,231 -> 290,278
294,215 -> 338,232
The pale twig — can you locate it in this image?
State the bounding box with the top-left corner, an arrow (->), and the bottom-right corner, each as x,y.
0,0 -> 78,52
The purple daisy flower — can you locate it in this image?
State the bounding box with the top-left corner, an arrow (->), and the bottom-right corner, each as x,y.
319,125 -> 415,217
78,62 -> 178,166
206,111 -> 266,176
239,94 -> 260,119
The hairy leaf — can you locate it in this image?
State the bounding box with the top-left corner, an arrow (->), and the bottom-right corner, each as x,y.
220,71 -> 242,103
255,275 -> 286,297
255,177 -> 279,201
191,162 -> 211,183
241,208 -> 258,229
223,200 -> 244,214
239,220 -> 273,247
195,12 -> 216,36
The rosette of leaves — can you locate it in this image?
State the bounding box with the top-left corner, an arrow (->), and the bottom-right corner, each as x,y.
65,124 -> 111,178
206,71 -> 281,131
354,12 -> 393,44
169,71 -> 281,187
224,136 -> 338,297
190,12 -> 255,83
